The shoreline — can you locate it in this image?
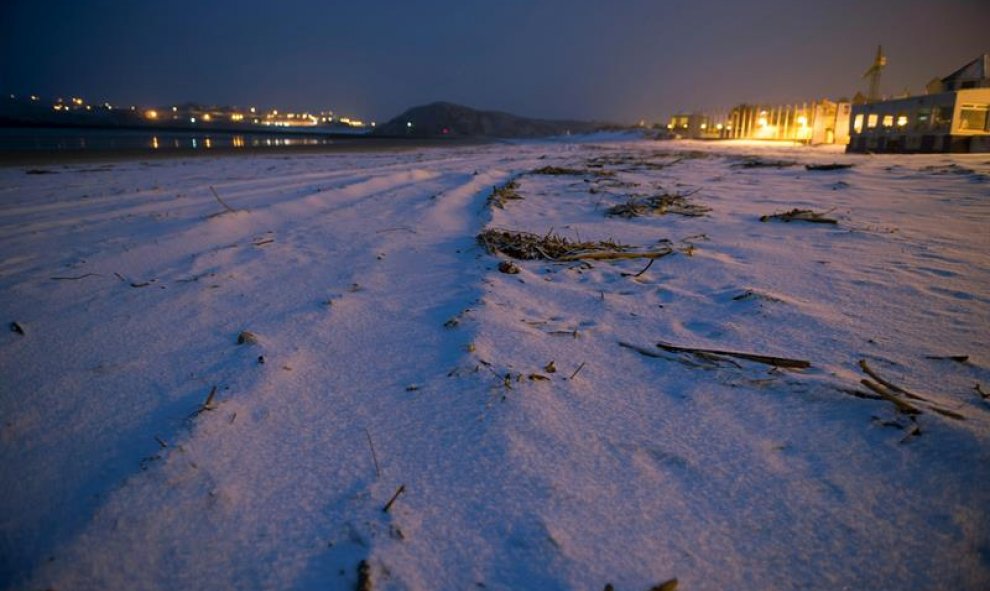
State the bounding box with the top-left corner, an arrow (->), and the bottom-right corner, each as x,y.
0,137 -> 493,167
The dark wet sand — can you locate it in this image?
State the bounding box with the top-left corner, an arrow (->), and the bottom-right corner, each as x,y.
0,137 -> 493,168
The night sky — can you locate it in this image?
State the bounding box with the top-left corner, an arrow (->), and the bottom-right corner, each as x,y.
2,0 -> 987,123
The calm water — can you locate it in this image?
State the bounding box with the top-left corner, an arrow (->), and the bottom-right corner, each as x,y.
0,127 -> 350,152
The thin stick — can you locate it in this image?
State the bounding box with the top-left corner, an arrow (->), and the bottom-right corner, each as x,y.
657,341 -> 810,369
210,185 -> 237,213
382,484 -> 406,513
365,428 -> 382,479
50,273 -> 100,281
568,361 -> 587,380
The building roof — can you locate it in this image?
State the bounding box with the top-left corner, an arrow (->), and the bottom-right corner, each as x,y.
940,53 -> 990,89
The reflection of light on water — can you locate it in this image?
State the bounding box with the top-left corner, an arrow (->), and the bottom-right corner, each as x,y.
233,136 -> 245,148
204,138 -> 212,149
151,136 -> 159,149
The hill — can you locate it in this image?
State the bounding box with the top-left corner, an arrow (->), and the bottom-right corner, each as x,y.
373,101 -> 615,138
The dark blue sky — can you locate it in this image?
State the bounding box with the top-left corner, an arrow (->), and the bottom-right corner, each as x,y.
2,0 -> 987,123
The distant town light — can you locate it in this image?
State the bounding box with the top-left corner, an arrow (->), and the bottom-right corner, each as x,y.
30,95 -> 38,101
407,121 -> 413,128
716,123 -> 723,130
797,115 -> 808,126
250,107 -> 256,113
190,117 -> 197,123
172,106 -> 178,112
145,109 -> 159,120
700,123 -> 707,130
202,113 -> 212,122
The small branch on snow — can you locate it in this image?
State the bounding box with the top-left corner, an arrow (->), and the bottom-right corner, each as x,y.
209,185 -> 237,214
365,428 -> 382,479
382,485 -> 406,513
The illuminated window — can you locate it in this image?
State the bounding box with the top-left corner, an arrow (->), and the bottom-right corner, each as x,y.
853,114 -> 864,133
896,114 -> 908,127
915,111 -> 930,131
958,104 -> 989,131
867,114 -> 879,128
881,115 -> 894,128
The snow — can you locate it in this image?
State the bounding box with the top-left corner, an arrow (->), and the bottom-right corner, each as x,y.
1,139 -> 989,590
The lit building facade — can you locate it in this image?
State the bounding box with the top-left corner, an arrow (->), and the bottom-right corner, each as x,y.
847,54 -> 990,153
725,100 -> 850,145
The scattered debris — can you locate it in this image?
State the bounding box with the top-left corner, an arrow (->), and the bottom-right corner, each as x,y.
975,383 -> 988,400
237,331 -> 259,345
528,373 -> 550,381
656,341 -> 811,369
760,209 -> 838,224
544,361 -> 557,374
605,190 -> 710,218
498,260 -> 520,274
488,179 -> 522,209
805,163 -> 854,171
382,484 -> 406,513
25,169 -> 58,175
10,321 -> 25,335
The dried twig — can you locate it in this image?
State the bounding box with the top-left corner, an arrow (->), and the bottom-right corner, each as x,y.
365,428 -> 381,479
621,257 -> 655,278
568,362 -> 587,380
209,185 -> 237,214
382,485 -> 406,513
190,386 -> 219,417
924,355 -> 969,363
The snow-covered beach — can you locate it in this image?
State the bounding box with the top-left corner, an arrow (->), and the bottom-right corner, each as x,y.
2,138 -> 989,590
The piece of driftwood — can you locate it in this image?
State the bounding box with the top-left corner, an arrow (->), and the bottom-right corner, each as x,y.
805,163 -> 854,171
975,383 -> 989,400
858,360 -> 928,402
760,209 -> 837,224
860,379 -> 921,415
733,158 -> 797,169
656,341 -> 811,369
50,273 -> 100,281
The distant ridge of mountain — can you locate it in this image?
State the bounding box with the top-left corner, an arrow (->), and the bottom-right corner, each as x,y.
373,101 -> 618,138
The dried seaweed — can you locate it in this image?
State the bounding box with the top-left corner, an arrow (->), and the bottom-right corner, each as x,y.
487,179 -> 522,209
606,190 -> 709,218
478,228 -> 653,261
733,158 -> 798,169
530,166 -> 613,177
806,163 -> 854,171
760,209 -> 837,224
